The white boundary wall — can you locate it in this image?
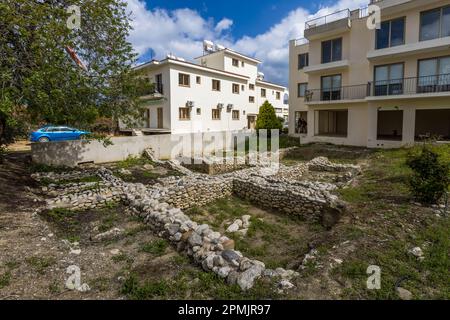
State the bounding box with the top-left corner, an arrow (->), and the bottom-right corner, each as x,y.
31,132 -> 243,167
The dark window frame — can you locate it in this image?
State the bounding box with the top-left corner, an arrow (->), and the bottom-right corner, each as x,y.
420,5 -> 450,41
375,17 -> 406,49
298,53 -> 309,70
373,62 -> 405,96
321,38 -> 342,64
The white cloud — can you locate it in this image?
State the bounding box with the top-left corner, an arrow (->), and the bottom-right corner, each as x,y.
215,18 -> 233,33
126,0 -> 369,86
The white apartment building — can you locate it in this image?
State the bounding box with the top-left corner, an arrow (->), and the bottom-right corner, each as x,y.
121,44 -> 288,135
289,0 -> 450,148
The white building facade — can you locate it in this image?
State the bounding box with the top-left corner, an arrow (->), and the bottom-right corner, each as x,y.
120,47 -> 288,135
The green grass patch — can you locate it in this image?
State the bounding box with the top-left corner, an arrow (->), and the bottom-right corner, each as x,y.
26,256 -> 56,274
140,239 -> 169,256
0,272 -> 11,289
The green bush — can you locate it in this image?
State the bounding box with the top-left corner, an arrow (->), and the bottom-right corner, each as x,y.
406,146 -> 450,204
255,101 -> 282,133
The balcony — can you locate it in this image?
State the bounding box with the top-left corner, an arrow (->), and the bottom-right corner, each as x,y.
303,59 -> 350,74
368,74 -> 450,99
304,9 -> 351,40
304,74 -> 450,104
305,83 -> 370,104
140,83 -> 165,103
367,36 -> 450,61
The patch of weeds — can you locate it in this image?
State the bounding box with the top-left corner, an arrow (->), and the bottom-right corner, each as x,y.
125,225 -> 150,237
30,163 -> 74,173
116,156 -> 155,169
170,255 -> 190,266
112,253 -> 134,264
26,256 -> 56,274
185,206 -> 204,216
4,260 -> 19,270
0,272 -> 11,289
90,277 -> 110,292
141,171 -> 160,179
140,239 -> 169,256
48,280 -> 61,294
98,211 -> 119,233
246,217 -> 280,238
120,273 -> 171,299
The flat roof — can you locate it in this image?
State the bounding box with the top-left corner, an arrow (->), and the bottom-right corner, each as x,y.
195,48 -> 261,64
135,58 -> 250,81
256,79 -> 286,90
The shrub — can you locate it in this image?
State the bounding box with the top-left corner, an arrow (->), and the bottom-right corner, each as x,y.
255,101 -> 282,133
406,146 -> 450,204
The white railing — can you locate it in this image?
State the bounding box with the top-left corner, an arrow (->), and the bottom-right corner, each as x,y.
305,9 -> 350,30
293,38 -> 309,46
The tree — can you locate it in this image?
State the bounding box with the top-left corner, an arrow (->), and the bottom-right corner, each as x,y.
406,145 -> 450,204
0,0 -> 151,152
255,101 -> 282,132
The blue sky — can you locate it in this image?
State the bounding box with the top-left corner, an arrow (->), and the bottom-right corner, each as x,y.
126,0 -> 369,86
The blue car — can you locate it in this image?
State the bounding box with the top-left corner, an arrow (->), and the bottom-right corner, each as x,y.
30,126 -> 90,143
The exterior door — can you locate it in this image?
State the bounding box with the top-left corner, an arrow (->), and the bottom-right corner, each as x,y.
247,116 -> 256,130
144,109 -> 150,128
157,108 -> 163,129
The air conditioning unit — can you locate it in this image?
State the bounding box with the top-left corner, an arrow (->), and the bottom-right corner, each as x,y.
186,101 -> 195,108
217,103 -> 224,109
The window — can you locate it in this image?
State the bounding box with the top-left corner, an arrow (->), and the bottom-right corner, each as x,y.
261,88 -> 266,97
212,109 -> 221,120
249,96 -> 255,103
376,18 -> 405,49
322,38 -> 342,64
418,56 -> 450,92
196,108 -> 201,115
178,73 -> 190,87
298,53 -> 309,70
374,63 -> 404,96
212,79 -> 221,91
241,85 -> 245,91
316,110 -> 348,137
241,61 -> 245,67
179,107 -> 191,120
196,76 -> 201,84
232,110 -> 240,120
420,6 -> 450,41
232,83 -> 240,94
276,92 -> 281,100
155,74 -> 163,94
232,58 -> 239,67
249,84 -> 255,90
321,75 -> 342,100
297,83 -> 308,97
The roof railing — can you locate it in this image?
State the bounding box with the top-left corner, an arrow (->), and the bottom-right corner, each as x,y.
293,38 -> 309,46
305,9 -> 351,30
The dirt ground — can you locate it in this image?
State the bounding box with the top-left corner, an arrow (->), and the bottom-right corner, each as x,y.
1,144 -> 448,300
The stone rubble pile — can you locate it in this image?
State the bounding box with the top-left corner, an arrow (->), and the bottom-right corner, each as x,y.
32,170 -> 95,183
308,156 -> 361,174
226,215 -> 251,236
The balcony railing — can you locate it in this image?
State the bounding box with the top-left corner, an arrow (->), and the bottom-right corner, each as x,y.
305,9 -> 350,30
293,38 -> 309,46
304,74 -> 450,102
370,74 -> 450,97
305,83 -> 370,102
141,83 -> 163,96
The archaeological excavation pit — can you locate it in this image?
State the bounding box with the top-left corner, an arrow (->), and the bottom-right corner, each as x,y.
32,148 -> 361,292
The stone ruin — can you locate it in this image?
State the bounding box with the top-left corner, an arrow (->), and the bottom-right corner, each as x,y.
32,151 -> 361,291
